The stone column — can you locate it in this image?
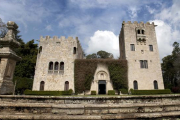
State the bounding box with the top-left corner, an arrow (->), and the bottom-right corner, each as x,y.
0,21 -> 21,95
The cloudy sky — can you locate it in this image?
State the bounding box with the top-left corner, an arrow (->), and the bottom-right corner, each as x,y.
0,0 -> 180,60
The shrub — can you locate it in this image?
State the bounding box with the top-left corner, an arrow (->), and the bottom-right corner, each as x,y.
171,87 -> 180,93
130,89 -> 171,95
91,91 -> 96,95
119,89 -> 128,94
24,89 -> 73,96
108,90 -> 115,95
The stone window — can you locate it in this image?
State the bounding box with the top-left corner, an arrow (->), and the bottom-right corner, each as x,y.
149,45 -> 153,51
137,30 -> 140,34
140,60 -> 148,69
154,80 -> 158,89
49,62 -> 53,70
39,46 -> 42,53
130,44 -> 135,51
142,30 -> 145,34
133,80 -> 138,90
40,81 -> 45,91
65,81 -> 69,91
54,62 -> 59,74
60,62 -> 64,70
73,47 -> 76,54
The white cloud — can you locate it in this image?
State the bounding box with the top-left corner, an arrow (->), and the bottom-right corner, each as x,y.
45,25 -> 53,31
86,30 -> 119,58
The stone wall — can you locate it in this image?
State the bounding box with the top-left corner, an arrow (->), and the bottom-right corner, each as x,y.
33,36 -> 84,91
119,21 -> 164,90
0,95 -> 180,119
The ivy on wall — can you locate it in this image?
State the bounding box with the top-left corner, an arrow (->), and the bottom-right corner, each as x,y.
74,59 -> 127,94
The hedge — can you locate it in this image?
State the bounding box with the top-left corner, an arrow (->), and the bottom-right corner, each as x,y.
119,89 -> 128,94
74,59 -> 127,94
24,89 -> 73,96
130,89 -> 171,95
108,90 -> 115,95
91,91 -> 96,95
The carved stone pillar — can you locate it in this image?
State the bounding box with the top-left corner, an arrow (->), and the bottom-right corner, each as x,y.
0,21 -> 21,94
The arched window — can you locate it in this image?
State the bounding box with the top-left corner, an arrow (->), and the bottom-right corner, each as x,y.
60,62 -> 64,70
54,62 -> 59,70
40,81 -> 45,91
137,30 -> 140,34
65,81 -> 69,91
49,62 -> 53,70
154,80 -> 158,89
39,46 -> 42,53
142,30 -> 145,34
73,47 -> 76,54
133,80 -> 138,90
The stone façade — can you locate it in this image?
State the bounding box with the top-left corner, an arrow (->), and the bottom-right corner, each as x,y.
33,21 -> 164,93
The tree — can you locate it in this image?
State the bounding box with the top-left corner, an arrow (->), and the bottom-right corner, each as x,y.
86,50 -> 114,59
0,18 -> 8,38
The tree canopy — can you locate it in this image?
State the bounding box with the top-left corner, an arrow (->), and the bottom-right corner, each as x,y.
86,50 -> 114,59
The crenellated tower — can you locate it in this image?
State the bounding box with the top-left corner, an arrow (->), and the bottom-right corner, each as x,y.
119,21 -> 164,90
0,21 -> 21,94
32,36 -> 84,91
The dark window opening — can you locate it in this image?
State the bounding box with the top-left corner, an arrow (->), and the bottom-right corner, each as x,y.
142,30 -> 145,34
134,81 -> 138,90
39,46 -> 42,53
49,62 -> 53,70
149,45 -> 153,51
154,80 -> 158,89
130,44 -> 135,51
54,62 -> 59,70
137,30 -> 140,34
0,58 -> 1,64
140,60 -> 148,69
65,81 -> 69,91
73,47 -> 76,54
40,81 -> 45,91
60,62 -> 64,70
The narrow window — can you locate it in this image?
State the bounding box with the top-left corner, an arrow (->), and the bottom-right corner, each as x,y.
133,81 -> 138,90
40,81 -> 45,91
144,60 -> 148,69
49,62 -> 53,70
39,46 -> 42,53
154,80 -> 158,89
137,30 -> 140,34
149,45 -> 153,51
73,47 -> 76,54
0,58 -> 1,64
130,44 -> 135,51
60,62 -> 64,70
54,62 -> 59,70
140,60 -> 144,68
142,30 -> 145,34
65,81 -> 69,91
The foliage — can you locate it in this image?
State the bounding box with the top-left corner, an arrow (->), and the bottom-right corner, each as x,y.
0,18 -> 7,38
74,59 -> 127,94
86,50 -> 113,59
108,90 -> 115,95
130,89 -> 171,95
24,89 -> 73,96
91,91 -> 96,95
162,42 -> 180,91
119,89 -> 128,94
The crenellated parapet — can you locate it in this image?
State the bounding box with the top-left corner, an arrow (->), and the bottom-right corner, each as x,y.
39,36 -> 79,42
122,21 -> 155,26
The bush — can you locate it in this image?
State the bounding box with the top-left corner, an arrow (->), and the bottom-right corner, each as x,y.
119,89 -> 128,94
171,87 -> 180,93
108,90 -> 115,95
24,89 -> 73,96
130,89 -> 171,95
91,91 -> 96,95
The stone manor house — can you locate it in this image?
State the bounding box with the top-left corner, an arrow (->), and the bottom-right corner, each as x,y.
32,21 -> 164,94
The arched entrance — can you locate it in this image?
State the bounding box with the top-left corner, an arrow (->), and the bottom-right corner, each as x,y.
98,80 -> 106,94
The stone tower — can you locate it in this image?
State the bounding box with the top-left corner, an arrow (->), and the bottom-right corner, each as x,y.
119,21 -> 164,90
0,21 -> 21,94
32,36 -> 84,91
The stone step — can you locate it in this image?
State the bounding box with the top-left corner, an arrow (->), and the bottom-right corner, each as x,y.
0,111 -> 180,119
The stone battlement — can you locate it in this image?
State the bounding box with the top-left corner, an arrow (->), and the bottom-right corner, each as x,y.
122,21 -> 155,26
40,36 -> 79,42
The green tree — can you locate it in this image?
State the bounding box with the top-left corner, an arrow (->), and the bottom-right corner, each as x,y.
86,50 -> 114,59
0,18 -> 7,38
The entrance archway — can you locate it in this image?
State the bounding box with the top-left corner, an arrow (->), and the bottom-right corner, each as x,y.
98,80 -> 106,94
